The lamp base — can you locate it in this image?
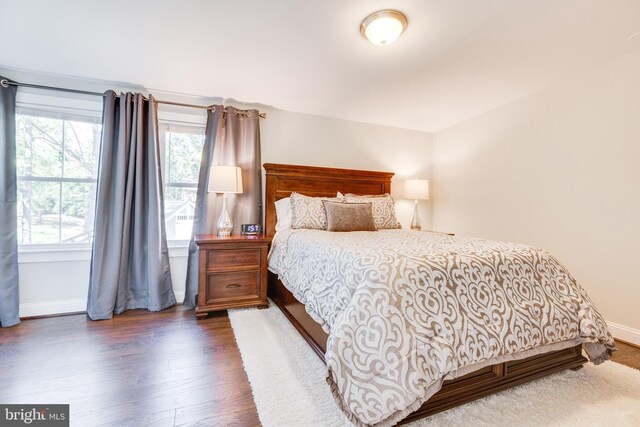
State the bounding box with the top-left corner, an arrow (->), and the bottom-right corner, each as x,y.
217,228 -> 232,238
410,199 -> 422,231
216,194 -> 233,237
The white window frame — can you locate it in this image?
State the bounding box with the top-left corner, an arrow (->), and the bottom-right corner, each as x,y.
17,108 -> 100,246
16,91 -> 103,259
156,102 -> 207,247
159,120 -> 206,245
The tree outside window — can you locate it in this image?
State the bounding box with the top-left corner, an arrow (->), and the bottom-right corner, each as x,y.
16,110 -> 100,245
160,124 -> 205,240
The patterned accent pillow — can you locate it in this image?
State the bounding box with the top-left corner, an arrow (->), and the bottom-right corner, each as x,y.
323,201 -> 377,232
344,194 -> 402,229
290,192 -> 338,230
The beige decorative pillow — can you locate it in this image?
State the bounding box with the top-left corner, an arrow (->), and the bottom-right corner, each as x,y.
290,192 -> 337,230
323,201 -> 377,232
344,193 -> 402,229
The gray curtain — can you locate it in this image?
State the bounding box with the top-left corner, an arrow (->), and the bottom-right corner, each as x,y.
87,91 -> 176,320
0,77 -> 20,328
183,106 -> 262,307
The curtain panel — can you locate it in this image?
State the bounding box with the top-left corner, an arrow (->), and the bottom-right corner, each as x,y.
184,106 -> 262,307
87,91 -> 176,320
0,77 -> 20,327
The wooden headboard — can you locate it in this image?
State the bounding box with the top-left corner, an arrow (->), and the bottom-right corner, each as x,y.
263,163 -> 394,237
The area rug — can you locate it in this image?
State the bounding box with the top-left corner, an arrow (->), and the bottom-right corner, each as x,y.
229,304 -> 640,427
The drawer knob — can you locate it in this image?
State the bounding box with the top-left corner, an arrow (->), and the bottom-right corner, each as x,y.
232,257 -> 238,262
226,283 -> 242,289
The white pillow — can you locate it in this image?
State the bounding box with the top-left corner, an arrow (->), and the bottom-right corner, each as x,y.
275,197 -> 292,231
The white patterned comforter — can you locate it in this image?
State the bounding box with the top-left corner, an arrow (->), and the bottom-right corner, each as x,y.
268,229 -> 614,427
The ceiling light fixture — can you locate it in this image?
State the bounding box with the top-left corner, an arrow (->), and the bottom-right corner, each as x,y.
361,10 -> 408,46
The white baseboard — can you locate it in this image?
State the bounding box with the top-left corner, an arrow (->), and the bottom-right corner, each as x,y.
174,291 -> 185,303
20,298 -> 87,318
20,290 -> 187,318
607,321 -> 640,347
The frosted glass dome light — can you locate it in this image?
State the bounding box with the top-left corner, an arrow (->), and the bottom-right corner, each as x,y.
361,10 -> 408,46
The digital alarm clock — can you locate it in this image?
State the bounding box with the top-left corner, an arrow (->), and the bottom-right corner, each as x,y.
241,224 -> 261,235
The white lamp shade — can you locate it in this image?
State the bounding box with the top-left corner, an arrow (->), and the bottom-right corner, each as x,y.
208,165 -> 243,194
404,179 -> 429,200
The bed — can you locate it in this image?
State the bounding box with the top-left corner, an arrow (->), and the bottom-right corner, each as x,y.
263,163 -> 614,426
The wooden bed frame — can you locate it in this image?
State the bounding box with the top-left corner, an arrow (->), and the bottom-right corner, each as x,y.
263,162 -> 587,423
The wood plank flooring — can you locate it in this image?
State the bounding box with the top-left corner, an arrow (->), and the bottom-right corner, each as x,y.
0,307 -> 260,427
1,306 -> 639,426
611,340 -> 640,370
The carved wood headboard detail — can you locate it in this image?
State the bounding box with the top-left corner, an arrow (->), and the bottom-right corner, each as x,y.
263,163 -> 394,238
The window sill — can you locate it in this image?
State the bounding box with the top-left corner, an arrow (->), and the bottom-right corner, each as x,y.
18,241 -> 191,264
18,244 -> 92,264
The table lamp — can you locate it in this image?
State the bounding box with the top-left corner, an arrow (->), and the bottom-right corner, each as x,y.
404,179 -> 429,231
208,165 -> 243,237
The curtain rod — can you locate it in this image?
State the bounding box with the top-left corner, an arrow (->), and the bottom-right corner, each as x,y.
0,79 -> 267,119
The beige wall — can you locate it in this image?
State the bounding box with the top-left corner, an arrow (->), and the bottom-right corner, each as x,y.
432,49 -> 640,338
261,109 -> 433,229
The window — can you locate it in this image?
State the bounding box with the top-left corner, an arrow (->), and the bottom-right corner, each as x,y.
16,109 -> 101,245
160,123 -> 205,240
15,101 -> 205,246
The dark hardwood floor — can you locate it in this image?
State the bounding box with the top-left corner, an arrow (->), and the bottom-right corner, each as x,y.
0,307 -> 260,427
611,340 -> 640,370
1,306 -> 639,426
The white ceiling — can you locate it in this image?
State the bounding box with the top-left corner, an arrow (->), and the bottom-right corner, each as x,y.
1,0 -> 639,132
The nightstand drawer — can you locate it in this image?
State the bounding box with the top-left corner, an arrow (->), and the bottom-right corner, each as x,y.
207,249 -> 260,271
205,271 -> 259,302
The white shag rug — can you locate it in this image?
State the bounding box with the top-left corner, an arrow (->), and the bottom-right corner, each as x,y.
229,304 -> 640,427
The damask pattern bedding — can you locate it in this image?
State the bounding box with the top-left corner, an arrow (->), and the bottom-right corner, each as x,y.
268,229 -> 615,427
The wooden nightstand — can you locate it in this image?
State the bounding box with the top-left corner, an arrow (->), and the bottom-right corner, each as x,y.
194,234 -> 270,319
